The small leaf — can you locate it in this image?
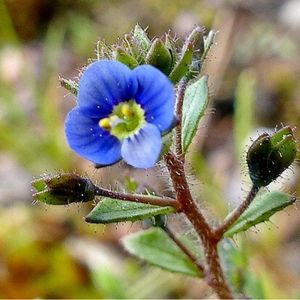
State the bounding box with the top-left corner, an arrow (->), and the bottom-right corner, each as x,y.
132,24 -> 151,53
113,46 -> 138,69
181,75 -> 209,153
124,34 -> 145,63
125,24 -> 150,64
146,38 -> 172,75
201,30 -> 216,62
31,177 -> 47,192
169,43 -> 193,84
160,131 -> 173,158
85,198 -> 175,224
165,33 -> 178,69
59,76 -> 78,95
123,177 -> 139,193
224,191 -> 296,237
219,239 -> 248,295
122,227 -> 201,277
96,40 -> 112,60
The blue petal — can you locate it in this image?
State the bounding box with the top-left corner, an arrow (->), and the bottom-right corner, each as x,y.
121,123 -> 161,168
77,60 -> 138,118
65,107 -> 121,165
132,65 -> 174,132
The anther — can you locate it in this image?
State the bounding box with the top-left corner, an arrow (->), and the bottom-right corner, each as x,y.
121,103 -> 134,118
99,118 -> 111,130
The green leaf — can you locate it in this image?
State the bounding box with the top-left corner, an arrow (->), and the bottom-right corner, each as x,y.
132,24 -> 151,53
91,268 -> 127,299
244,272 -> 265,299
160,131 -> 173,158
113,46 -> 138,69
124,24 -> 150,65
219,239 -> 248,295
169,43 -> 193,84
59,76 -> 78,95
181,75 -> 209,153
219,239 -> 266,298
31,177 -> 47,192
201,30 -> 216,62
164,33 -> 178,70
85,198 -> 175,224
146,38 -> 172,75
224,191 -> 296,237
122,227 -> 201,277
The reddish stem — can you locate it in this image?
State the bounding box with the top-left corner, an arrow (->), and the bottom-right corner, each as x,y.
175,78 -> 188,156
214,185 -> 259,239
94,186 -> 181,211
165,225 -> 205,276
164,152 -> 233,299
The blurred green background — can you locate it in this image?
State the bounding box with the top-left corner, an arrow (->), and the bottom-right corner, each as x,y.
0,0 -> 300,298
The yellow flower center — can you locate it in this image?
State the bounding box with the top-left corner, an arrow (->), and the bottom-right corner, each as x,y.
98,100 -> 145,140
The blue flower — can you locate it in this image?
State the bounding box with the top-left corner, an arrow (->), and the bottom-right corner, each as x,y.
64,60 -> 174,168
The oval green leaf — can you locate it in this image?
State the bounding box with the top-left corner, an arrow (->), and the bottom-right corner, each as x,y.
181,75 -> 209,153
122,227 -> 202,277
85,198 -> 175,224
224,191 -> 296,237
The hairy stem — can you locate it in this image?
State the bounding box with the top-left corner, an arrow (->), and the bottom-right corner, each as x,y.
214,185 -> 260,239
164,152 -> 232,299
175,78 -> 188,156
94,186 -> 181,211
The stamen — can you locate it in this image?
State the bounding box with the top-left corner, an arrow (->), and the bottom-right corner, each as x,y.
99,118 -> 111,130
121,103 -> 134,118
109,115 -> 123,127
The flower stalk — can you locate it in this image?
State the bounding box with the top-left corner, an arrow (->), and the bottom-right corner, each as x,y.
94,185 -> 181,211
175,78 -> 188,157
213,185 -> 260,239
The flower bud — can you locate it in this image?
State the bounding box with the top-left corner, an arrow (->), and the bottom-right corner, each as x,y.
31,173 -> 96,205
146,38 -> 172,75
183,26 -> 205,61
247,126 -> 297,187
182,26 -> 205,79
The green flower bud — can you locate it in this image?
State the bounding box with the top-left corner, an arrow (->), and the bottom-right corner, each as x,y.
31,173 -> 96,205
146,38 -> 172,75
181,26 -> 205,79
113,46 -> 138,69
183,26 -> 205,61
247,126 -> 297,187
